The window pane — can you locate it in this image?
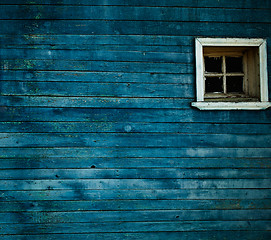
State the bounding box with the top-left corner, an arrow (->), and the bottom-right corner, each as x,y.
226,76 -> 243,93
226,57 -> 243,73
204,57 -> 222,73
205,77 -> 223,93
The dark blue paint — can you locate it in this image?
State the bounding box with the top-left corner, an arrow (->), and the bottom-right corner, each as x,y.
0,1 -> 270,239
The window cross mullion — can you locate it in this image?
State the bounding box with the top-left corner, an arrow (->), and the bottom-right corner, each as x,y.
222,56 -> 227,94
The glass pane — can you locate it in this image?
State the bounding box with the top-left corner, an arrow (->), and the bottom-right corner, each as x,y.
226,57 -> 243,73
226,76 -> 243,93
205,77 -> 223,93
204,57 -> 222,73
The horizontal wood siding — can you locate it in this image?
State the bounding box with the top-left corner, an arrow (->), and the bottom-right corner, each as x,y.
0,1 -> 270,239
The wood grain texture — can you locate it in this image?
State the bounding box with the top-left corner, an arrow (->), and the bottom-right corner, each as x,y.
0,81 -> 193,97
0,1 -> 270,238
1,210 -> 271,224
1,168 -> 271,180
1,189 -> 270,201
0,35 -> 194,47
1,221 -> 271,234
1,107 -> 271,123
1,147 -> 271,158
0,20 -> 270,36
0,70 -> 194,84
0,122 -> 270,134
0,59 -> 194,73
1,133 -> 270,148
1,199 -> 271,212
1,6 -> 271,22
1,179 -> 271,190
1,158 -> 271,169
0,232 -> 270,240
0,96 -> 193,108
0,48 -> 194,62
0,0 -> 270,8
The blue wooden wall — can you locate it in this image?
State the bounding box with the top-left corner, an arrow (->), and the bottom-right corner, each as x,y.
0,0 -> 271,239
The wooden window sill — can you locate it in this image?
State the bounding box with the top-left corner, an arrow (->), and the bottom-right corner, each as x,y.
191,101 -> 271,110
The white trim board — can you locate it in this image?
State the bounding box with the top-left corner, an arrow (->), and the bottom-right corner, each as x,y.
192,102 -> 271,110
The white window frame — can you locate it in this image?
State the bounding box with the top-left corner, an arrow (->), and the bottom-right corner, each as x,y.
192,38 -> 270,110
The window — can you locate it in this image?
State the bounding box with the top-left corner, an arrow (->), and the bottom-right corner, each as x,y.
192,38 -> 270,110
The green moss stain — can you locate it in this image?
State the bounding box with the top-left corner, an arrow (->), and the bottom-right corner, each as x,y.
27,0 -> 38,4
24,60 -> 35,70
35,12 -> 42,20
26,82 -> 40,94
214,200 -> 241,210
35,5 -> 44,20
10,59 -> 35,70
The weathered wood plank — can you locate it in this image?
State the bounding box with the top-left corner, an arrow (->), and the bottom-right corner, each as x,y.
1,210 -> 271,224
0,35 -> 194,47
0,48 -> 194,63
0,35 -> 267,53
0,59 -> 193,73
1,231 -> 271,240
1,231 -> 270,240
0,20 -> 270,36
1,158 -> 271,169
1,189 -> 269,201
0,44 -> 193,53
0,96 -> 192,108
1,179 -> 270,190
1,199 -> 270,212
0,70 -> 193,84
1,221 -> 270,234
0,81 -> 193,97
1,169 -> 271,180
1,147 -> 271,159
0,0 -> 270,9
1,133 -> 270,148
0,122 -> 270,134
1,6 -> 271,22
1,107 -> 271,123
